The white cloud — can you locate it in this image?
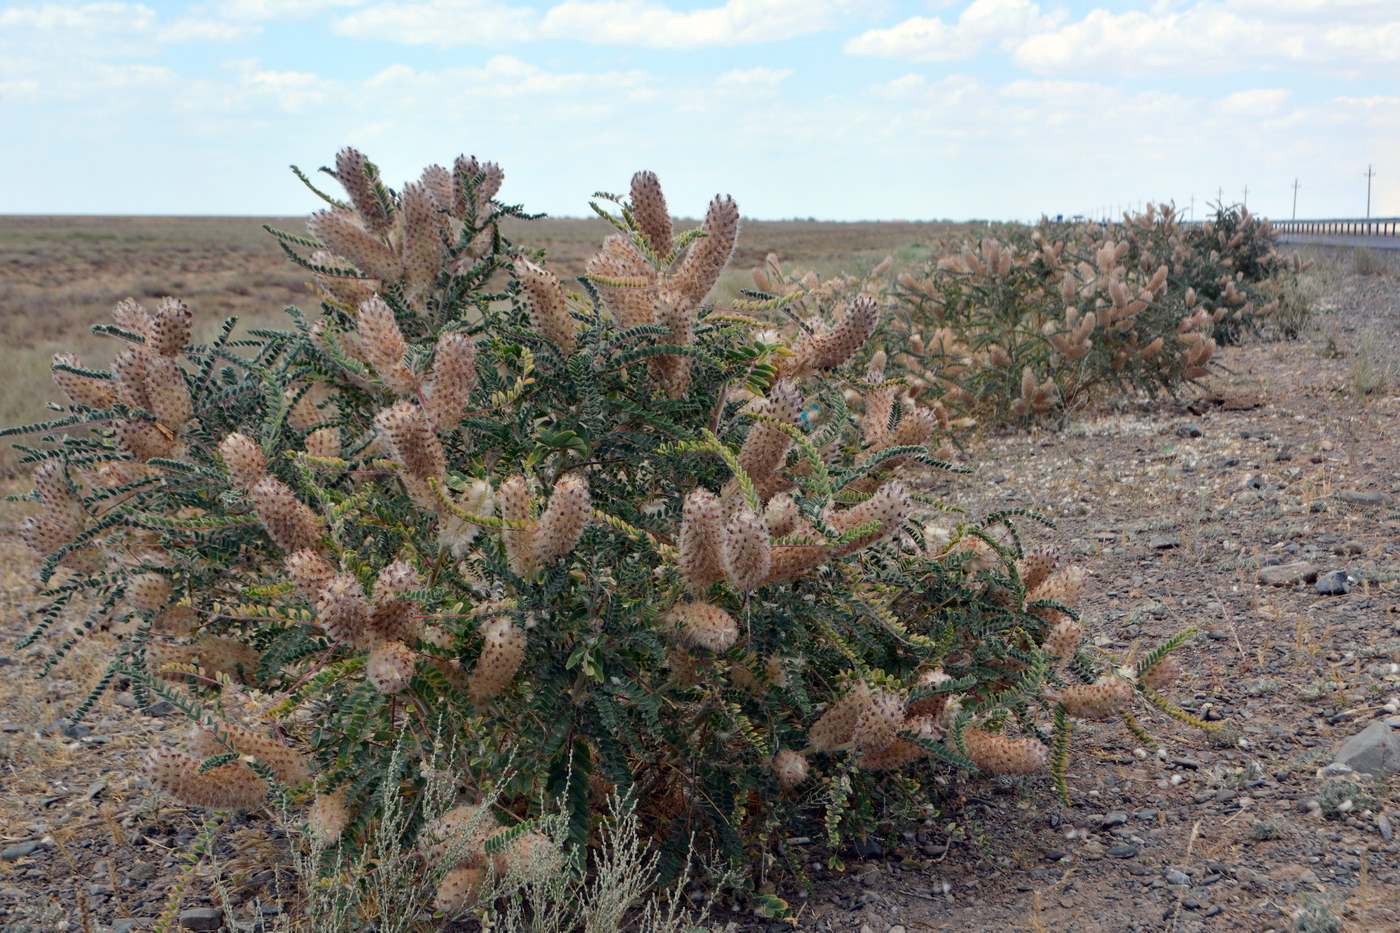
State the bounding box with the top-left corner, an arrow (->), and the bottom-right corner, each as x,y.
214,0 -> 367,20
541,0 -> 861,48
331,0 -> 536,45
1216,88 -> 1291,117
846,0 -> 1059,62
1012,3 -> 1400,76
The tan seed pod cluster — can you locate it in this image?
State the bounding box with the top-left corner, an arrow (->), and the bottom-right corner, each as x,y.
489,828 -> 560,880
671,194 -> 739,306
763,493 -> 799,537
304,427 -> 341,461
308,210 -> 399,282
316,574 -> 371,646
826,480 -> 911,554
369,599 -> 419,644
355,297 -> 416,393
736,379 -> 803,490
399,181 -> 447,298
374,560 -> 420,602
783,296 -> 879,376
467,616 -> 525,702
197,721 -> 311,785
852,690 -> 903,757
771,749 -> 809,790
112,296 -> 153,341
144,748 -> 268,809
1017,544 -> 1060,593
808,680 -> 872,751
141,355 -> 192,428
585,234 -> 657,331
961,728 -> 1049,775
148,297 -> 192,357
149,637 -> 262,683
128,573 -> 173,612
250,477 -> 322,554
630,170 -> 674,256
113,418 -> 177,462
1138,654 -> 1183,693
860,715 -> 944,771
1042,618 -> 1084,660
219,433 -> 267,489
668,601 -> 739,653
533,474 -> 590,564
678,488 -> 725,592
434,866 -> 485,914
334,147 -> 392,234
721,507 -> 770,592
514,259 -> 578,356
18,509 -> 82,556
366,641 -> 417,694
374,400 -> 445,483
308,789 -> 350,846
498,475 -> 536,579
51,352 -> 118,408
906,668 -> 952,719
1054,675 -> 1134,720
425,331 -> 478,432
1028,565 -> 1085,624
286,549 -> 335,602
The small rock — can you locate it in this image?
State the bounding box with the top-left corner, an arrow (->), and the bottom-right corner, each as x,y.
126,862 -> 157,882
1338,490 -> 1392,507
1148,535 -> 1179,550
1,840 -> 47,861
115,921 -> 155,933
1377,814 -> 1394,841
1336,541 -> 1365,556
1100,811 -> 1129,829
1164,868 -> 1190,885
1177,425 -> 1202,438
179,908 -> 224,931
850,838 -> 883,859
1044,849 -> 1069,861
1316,571 -> 1350,595
1106,843 -> 1140,858
1333,720 -> 1400,776
115,692 -> 139,709
1257,562 -> 1317,587
145,700 -> 176,717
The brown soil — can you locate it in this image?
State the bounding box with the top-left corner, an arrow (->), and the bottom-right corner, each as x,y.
0,244 -> 1396,933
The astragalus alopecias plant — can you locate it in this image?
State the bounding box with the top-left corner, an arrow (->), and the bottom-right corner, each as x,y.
5,150 -> 1205,919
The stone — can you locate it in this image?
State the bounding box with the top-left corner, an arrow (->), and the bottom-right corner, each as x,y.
1377,814 -> 1394,841
1316,571 -> 1350,595
1106,843 -> 1140,858
1148,535 -> 1179,550
145,700 -> 176,717
1100,811 -> 1129,829
179,908 -> 224,931
1338,490 -> 1392,507
1257,562 -> 1317,587
2,840 -> 46,861
850,838 -> 883,859
1176,425 -> 1202,438
115,920 -> 155,933
126,861 -> 157,882
1164,868 -> 1190,885
1333,720 -> 1400,777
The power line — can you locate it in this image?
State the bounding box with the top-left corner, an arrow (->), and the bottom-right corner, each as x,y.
1365,164 -> 1375,218
1292,178 -> 1300,220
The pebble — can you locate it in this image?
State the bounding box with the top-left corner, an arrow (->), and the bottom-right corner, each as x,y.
1338,490 -> 1392,507
1316,570 -> 1350,595
1257,562 -> 1317,587
2,840 -> 47,861
1106,844 -> 1140,858
1378,814 -> 1394,841
1148,535 -> 1179,549
1177,425 -> 1202,438
1164,868 -> 1189,885
179,908 -> 224,931
1100,811 -> 1129,829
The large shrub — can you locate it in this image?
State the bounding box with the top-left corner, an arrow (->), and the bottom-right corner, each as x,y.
6,152 -> 1203,918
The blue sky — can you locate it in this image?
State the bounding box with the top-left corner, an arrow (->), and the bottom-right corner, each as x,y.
2,0 -> 1396,220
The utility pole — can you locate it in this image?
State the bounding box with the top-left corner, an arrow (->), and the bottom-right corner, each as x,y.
1189,194 -> 1194,222
1243,185 -> 1248,208
1365,164 -> 1375,218
1292,178 -> 1300,220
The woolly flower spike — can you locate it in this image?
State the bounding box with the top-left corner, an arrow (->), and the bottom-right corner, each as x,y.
286,549 -> 335,602
400,181 -> 447,298
219,433 -> 266,490
375,560 -> 420,602
356,297 -> 415,394
771,749 -> 809,790
143,748 -> 267,809
112,297 -> 153,343
18,510 -> 80,556
498,475 -> 536,579
668,601 -> 739,653
1054,675 -> 1134,721
961,728 -> 1049,775
467,616 -> 526,702
1138,654 -> 1183,693
422,803 -> 492,867
148,297 -> 192,358
763,493 -> 798,537
1028,565 -> 1085,625
334,147 -> 391,234
678,488 -> 725,593
1042,618 -> 1083,661
426,331 -> 478,433
435,866 -> 485,915
827,480 -> 911,555
367,641 -> 417,695
808,680 -> 872,752
51,352 -> 117,408
142,355 -> 192,428
316,574 -> 371,646
308,210 -> 399,282
514,259 -> 578,356
453,154 -> 505,219
33,460 -> 76,512
736,379 -> 803,487
1017,544 -> 1060,593
672,194 -> 739,306
308,790 -> 350,847
784,296 -> 879,376
374,400 -> 446,482
630,170 -> 674,256
197,722 -> 311,785
304,427 -> 341,461
128,573 -> 173,612
490,829 -> 561,881
906,668 -> 952,720
533,474 -> 590,564
111,346 -> 152,411
722,507 -> 771,592
585,235 -> 657,330
853,690 -> 904,757
250,477 -> 322,555
114,419 -> 176,462
860,716 -> 944,771
439,478 -> 493,557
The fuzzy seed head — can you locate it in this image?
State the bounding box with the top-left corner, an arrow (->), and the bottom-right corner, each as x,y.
143,748 -> 267,809
1017,544 -> 1060,593
514,258 -> 578,355
334,147 -> 391,234
149,297 -> 192,357
859,715 -> 944,771
304,427 -> 341,461
498,475 -> 536,579
400,181 -> 447,298
771,749 -> 809,790
1043,618 -> 1084,661
356,297 -> 415,393
374,560 -> 420,602
251,477 -> 322,554
426,331 -> 478,432
19,510 -> 80,555
853,690 -> 904,757
737,379 -> 803,484
367,640 -> 417,695
308,790 -> 350,846
114,418 -> 176,462
672,194 -> 739,306
489,828 -> 561,881
308,210 -> 399,282
423,803 -> 491,867
533,473 -> 590,563
1056,675 -> 1134,721
678,487 -> 725,592
51,353 -> 117,408
128,573 -> 173,612
808,680 -> 872,752
467,616 -> 525,702
438,478 -> 493,557
434,866 -> 485,915
630,170 -> 674,256
316,573 -> 371,646
374,400 -> 445,482
111,346 -> 152,411
763,493 -> 799,537
286,549 -> 335,602
722,507 -> 770,592
112,297 -> 153,343
668,601 -> 739,653
219,433 -> 266,489
827,480 -> 911,555
961,728 -> 1049,775
142,355 -> 191,428
585,235 -> 657,330
1138,654 -> 1183,693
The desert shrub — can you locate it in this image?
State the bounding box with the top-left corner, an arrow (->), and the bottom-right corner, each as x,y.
5,151 -> 1203,918
1353,246 -> 1386,276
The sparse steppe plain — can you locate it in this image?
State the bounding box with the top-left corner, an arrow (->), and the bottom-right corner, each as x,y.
0,217 -> 1397,932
